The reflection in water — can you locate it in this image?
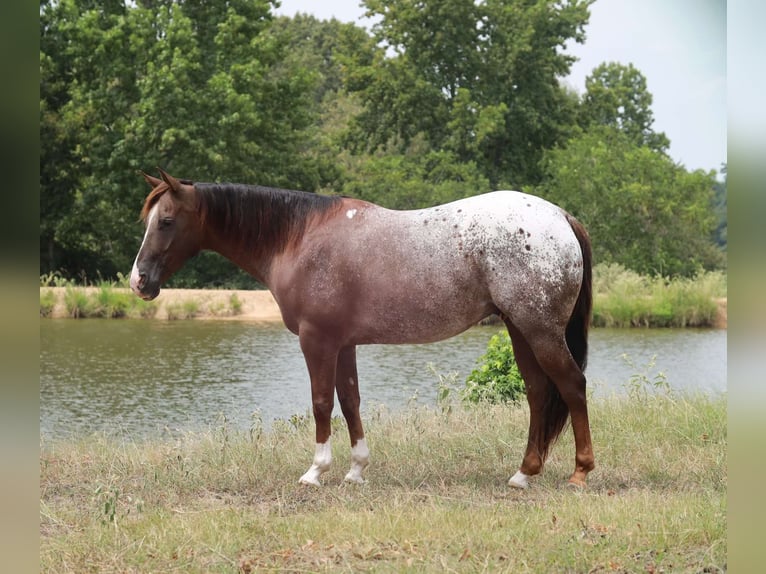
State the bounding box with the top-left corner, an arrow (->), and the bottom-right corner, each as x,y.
40,320 -> 726,439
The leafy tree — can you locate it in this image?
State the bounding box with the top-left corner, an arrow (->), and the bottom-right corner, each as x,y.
40,0 -> 324,284
351,0 -> 593,188
580,62 -> 670,153
341,134 -> 489,210
538,126 -> 722,276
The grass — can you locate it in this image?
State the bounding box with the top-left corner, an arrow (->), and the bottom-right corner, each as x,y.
40,391 -> 726,573
58,285 -> 159,319
41,265 -> 725,326
166,300 -> 201,320
592,264 -> 726,328
39,289 -> 57,317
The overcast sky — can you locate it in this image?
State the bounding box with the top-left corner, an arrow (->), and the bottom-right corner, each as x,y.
274,0 -> 727,176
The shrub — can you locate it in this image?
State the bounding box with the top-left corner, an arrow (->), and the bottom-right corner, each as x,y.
63,287 -> 93,318
166,300 -> 199,320
463,332 -> 525,404
229,293 -> 243,315
94,285 -> 132,318
40,289 -> 57,317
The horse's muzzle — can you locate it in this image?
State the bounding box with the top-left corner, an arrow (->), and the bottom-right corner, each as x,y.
130,266 -> 160,300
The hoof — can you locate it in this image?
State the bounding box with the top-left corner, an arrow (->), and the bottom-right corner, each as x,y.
344,472 -> 366,484
299,474 -> 322,487
566,477 -> 587,490
508,470 -> 530,490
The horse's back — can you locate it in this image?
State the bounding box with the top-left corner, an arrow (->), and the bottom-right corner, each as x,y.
280,190 -> 584,344
408,190 -> 585,327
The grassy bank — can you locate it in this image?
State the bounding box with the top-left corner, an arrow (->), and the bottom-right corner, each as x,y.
40,284 -> 243,320
592,264 -> 726,328
41,391 -> 726,573
40,265 -> 727,327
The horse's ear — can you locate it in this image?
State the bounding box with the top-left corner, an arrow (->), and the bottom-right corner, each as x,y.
157,167 -> 183,194
140,171 -> 163,188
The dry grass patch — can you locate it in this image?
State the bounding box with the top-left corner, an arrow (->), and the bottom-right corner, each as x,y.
41,394 -> 725,573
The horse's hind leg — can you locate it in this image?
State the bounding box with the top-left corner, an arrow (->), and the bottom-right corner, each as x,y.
526,333 -> 594,487
504,320 -> 568,489
335,346 -> 370,483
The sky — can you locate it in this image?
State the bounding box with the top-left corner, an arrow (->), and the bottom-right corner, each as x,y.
274,0 -> 727,176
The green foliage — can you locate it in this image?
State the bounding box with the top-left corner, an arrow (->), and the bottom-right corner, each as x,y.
54,286 -> 159,319
165,300 -> 200,321
353,0 -> 593,187
40,0 -> 325,282
538,126 -> 724,276
39,1 -> 726,286
592,263 -> 726,328
63,287 -> 94,318
463,332 -> 525,404
341,139 -> 490,210
40,290 -> 58,317
580,62 -> 669,152
229,293 -> 243,315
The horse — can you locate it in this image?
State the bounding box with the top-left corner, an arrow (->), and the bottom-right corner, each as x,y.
130,169 -> 594,489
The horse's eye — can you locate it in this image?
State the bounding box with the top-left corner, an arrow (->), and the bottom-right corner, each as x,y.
158,217 -> 174,229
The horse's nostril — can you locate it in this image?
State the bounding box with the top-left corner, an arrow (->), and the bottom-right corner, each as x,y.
138,273 -> 147,288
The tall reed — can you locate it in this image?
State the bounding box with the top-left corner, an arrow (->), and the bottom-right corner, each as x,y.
592,263 -> 726,328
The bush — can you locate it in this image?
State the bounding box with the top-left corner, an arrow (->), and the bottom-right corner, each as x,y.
63,287 -> 94,318
93,284 -> 132,318
463,332 -> 525,404
40,289 -> 57,317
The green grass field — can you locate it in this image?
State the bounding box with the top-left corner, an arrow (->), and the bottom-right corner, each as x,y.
40,389 -> 726,573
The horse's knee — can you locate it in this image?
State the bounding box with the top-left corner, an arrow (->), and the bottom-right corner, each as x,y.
312,396 -> 334,420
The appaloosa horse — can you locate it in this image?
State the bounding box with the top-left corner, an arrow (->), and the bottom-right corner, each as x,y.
130,169 -> 593,489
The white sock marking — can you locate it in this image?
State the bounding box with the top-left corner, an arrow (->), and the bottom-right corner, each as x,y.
344,438 -> 370,484
299,441 -> 332,486
508,470 -> 530,489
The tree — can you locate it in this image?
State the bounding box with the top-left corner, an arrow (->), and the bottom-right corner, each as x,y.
39,0 -> 324,284
580,62 -> 670,153
538,126 -> 722,276
341,135 -> 490,211
350,0 -> 593,188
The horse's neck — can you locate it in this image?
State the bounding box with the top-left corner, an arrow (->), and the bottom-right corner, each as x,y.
203,230 -> 274,285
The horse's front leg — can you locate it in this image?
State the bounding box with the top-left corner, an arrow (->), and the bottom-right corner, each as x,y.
335,346 -> 369,483
298,327 -> 339,486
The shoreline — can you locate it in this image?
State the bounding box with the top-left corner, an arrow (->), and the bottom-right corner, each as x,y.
41,287 -> 728,328
42,287 -> 284,322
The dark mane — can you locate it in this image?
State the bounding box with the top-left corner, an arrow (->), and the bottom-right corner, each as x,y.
194,182 -> 343,253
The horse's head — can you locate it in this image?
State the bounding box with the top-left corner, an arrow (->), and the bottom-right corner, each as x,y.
130,169 -> 203,300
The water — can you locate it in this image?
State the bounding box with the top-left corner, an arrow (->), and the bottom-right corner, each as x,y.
40,320 -> 726,439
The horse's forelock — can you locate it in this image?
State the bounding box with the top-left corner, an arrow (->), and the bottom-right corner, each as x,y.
140,184 -> 170,222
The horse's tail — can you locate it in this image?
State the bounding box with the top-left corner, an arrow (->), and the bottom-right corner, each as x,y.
564,213 -> 592,373
537,214 -> 592,462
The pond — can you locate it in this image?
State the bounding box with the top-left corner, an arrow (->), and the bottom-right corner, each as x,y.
40,319 -> 726,439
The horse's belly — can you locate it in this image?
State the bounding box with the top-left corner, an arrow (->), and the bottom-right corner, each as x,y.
350,260 -> 494,344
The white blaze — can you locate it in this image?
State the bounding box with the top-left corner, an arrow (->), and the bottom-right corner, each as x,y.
129,205 -> 158,292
